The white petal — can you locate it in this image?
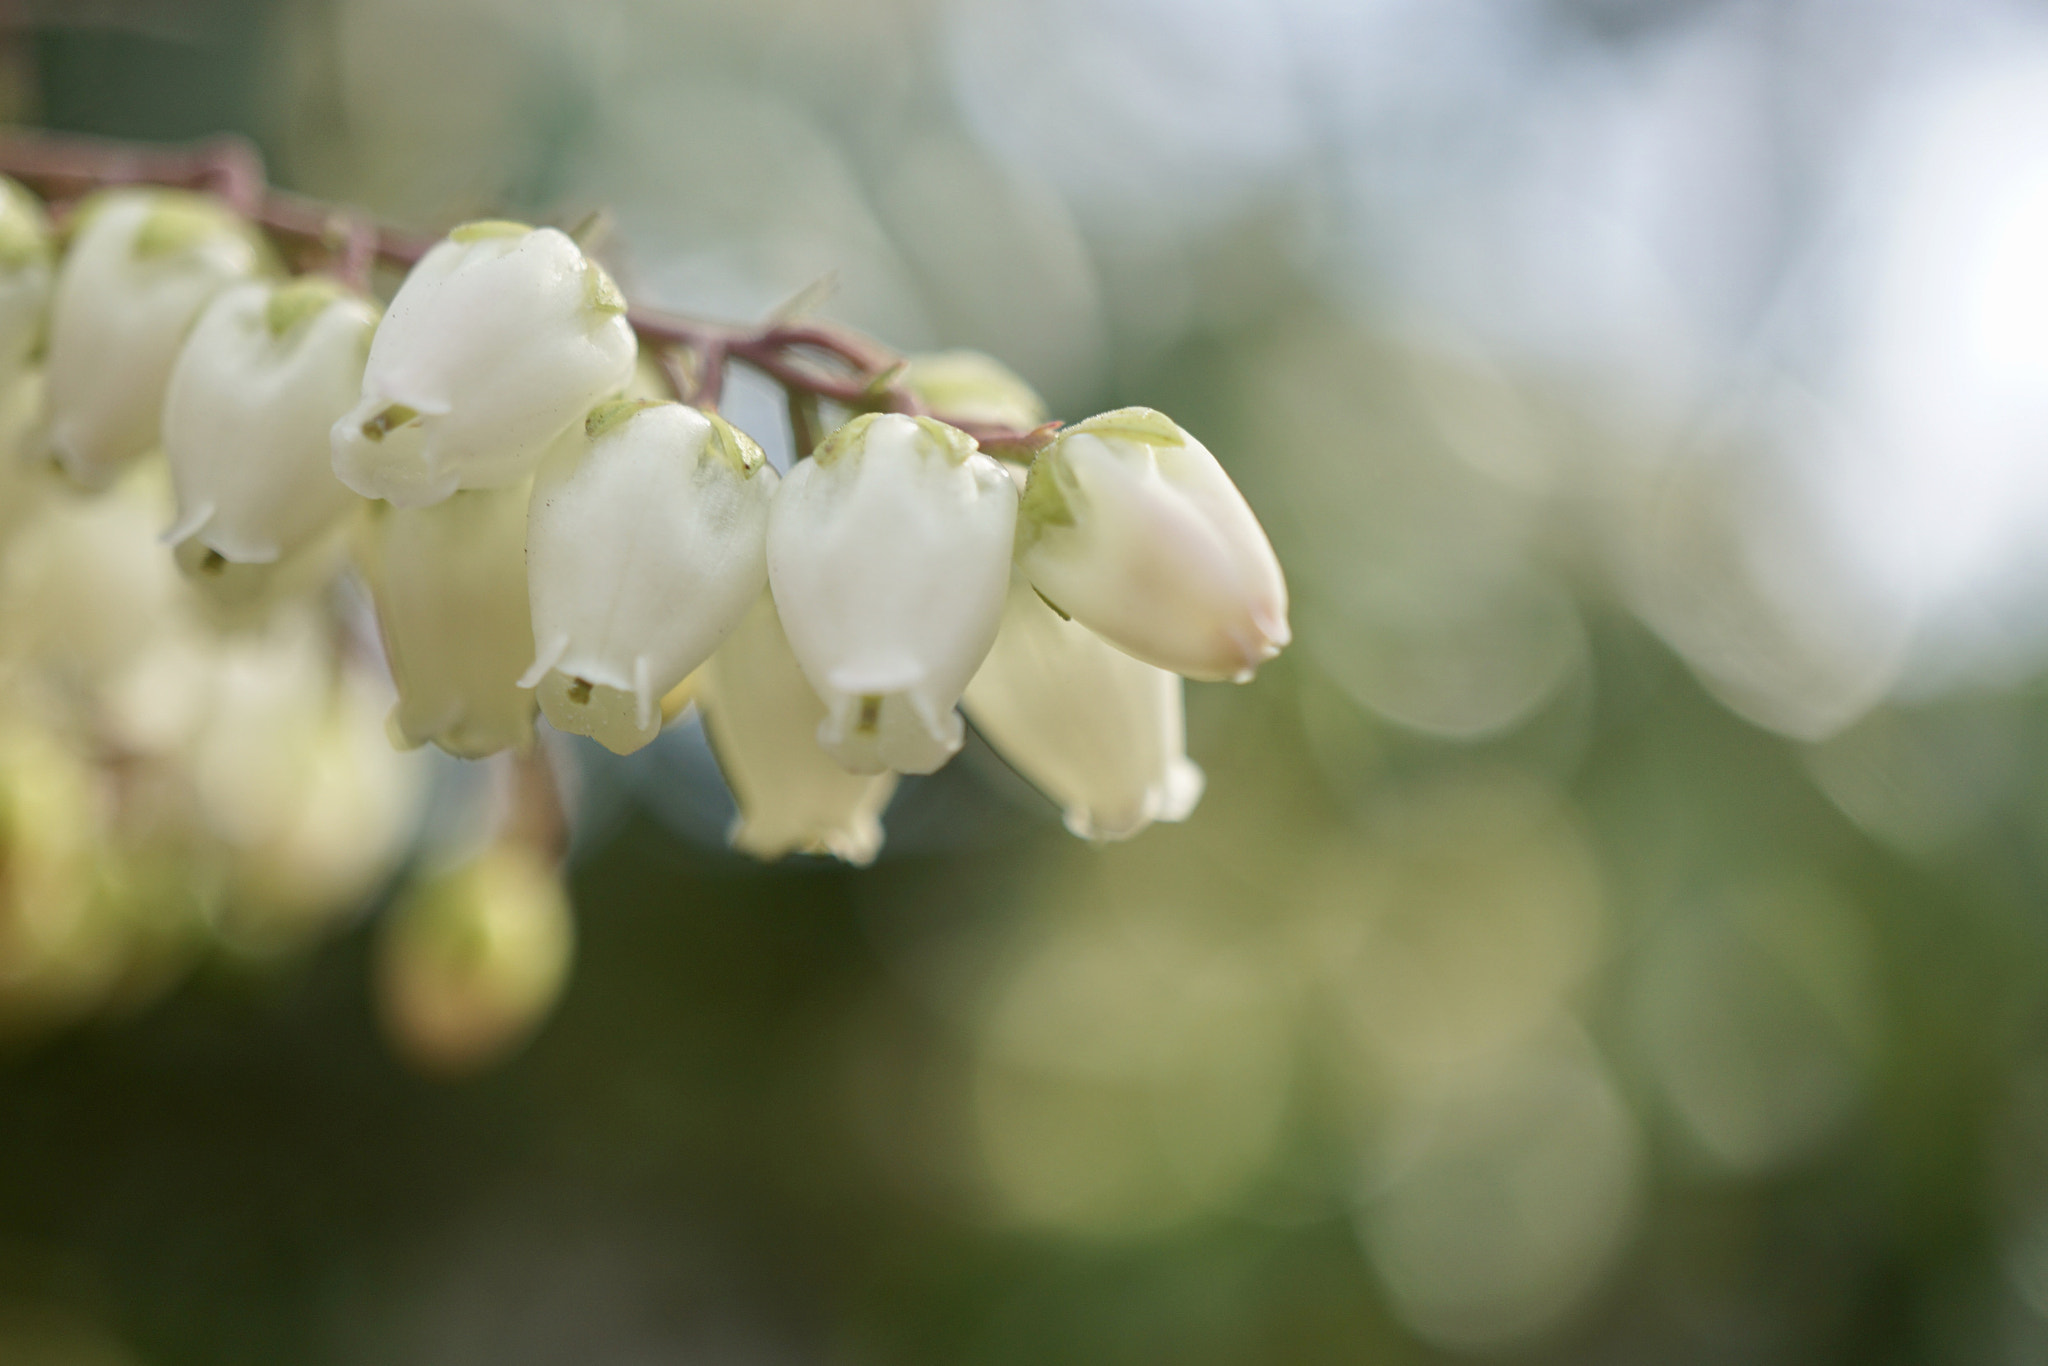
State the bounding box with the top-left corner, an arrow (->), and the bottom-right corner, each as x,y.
525,402 -> 776,756
43,190 -> 262,489
1018,409 -> 1289,682
702,591 -> 897,864
330,225 -> 637,506
162,279 -> 374,564
766,413 -> 1017,775
355,481 -> 537,758
965,574 -> 1203,840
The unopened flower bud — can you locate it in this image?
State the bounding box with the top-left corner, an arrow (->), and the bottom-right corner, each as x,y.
0,176 -> 53,382
162,277 -> 375,565
700,591 -> 897,865
900,350 -> 1048,432
1016,408 -> 1289,682
767,412 -> 1017,774
523,399 -> 776,755
43,189 -> 264,489
964,574 -> 1204,840
375,840 -> 573,1074
331,221 -> 637,507
355,481 -> 538,758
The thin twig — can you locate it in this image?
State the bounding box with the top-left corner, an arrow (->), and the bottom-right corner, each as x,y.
0,130 -> 1064,456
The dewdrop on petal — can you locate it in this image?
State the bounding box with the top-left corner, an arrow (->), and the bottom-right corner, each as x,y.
162,277 -> 375,566
766,412 -> 1016,775
355,481 -> 537,758
700,591 -> 896,865
375,839 -> 573,1074
0,176 -> 53,383
1016,408 -> 1289,683
43,188 -> 264,489
331,221 -> 637,507
964,573 -> 1203,840
523,399 -> 776,756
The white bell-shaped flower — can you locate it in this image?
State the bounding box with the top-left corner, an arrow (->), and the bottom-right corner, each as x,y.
43,189 -> 264,489
964,573 -> 1204,841
162,277 -> 375,565
700,591 -> 897,865
523,399 -> 777,755
766,412 -> 1017,775
355,481 -> 537,758
0,176 -> 53,384
1016,408 -> 1289,682
330,221 -> 637,507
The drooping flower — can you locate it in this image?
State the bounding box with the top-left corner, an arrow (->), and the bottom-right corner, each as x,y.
43,189 -> 265,489
354,480 -> 537,758
523,399 -> 776,756
330,221 -> 637,507
964,573 -> 1204,840
162,277 -> 375,565
766,412 -> 1016,774
699,591 -> 897,865
1015,408 -> 1289,682
375,839 -> 573,1075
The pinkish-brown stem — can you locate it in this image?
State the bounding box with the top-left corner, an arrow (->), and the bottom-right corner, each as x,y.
0,130 -> 1061,457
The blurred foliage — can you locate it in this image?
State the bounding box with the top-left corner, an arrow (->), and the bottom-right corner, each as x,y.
7,2 -> 2048,1364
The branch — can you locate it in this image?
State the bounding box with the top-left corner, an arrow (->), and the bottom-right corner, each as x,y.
0,130 -> 1061,457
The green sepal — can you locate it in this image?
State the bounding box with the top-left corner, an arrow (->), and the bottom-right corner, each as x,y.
910,415 -> 979,466
1018,449 -> 1076,534
133,192 -> 249,260
811,411 -> 882,467
582,260 -> 627,316
265,276 -> 349,338
584,395 -> 662,441
449,219 -> 532,244
707,413 -> 766,476
1063,406 -> 1186,448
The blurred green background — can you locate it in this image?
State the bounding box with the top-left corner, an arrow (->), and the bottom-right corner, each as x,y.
9,0 -> 2048,1361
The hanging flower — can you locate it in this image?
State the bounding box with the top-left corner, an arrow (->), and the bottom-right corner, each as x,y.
161,277 -> 375,565
375,839 -> 573,1075
43,188 -> 265,489
767,412 -> 1017,775
964,573 -> 1204,840
700,591 -> 897,865
330,221 -> 637,507
354,481 -> 537,758
523,398 -> 777,756
1015,408 -> 1288,682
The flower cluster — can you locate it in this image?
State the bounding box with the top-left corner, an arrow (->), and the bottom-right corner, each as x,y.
9,175 -> 1289,878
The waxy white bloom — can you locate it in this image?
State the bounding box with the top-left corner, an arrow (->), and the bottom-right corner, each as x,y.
43,189 -> 264,489
767,412 -> 1017,775
965,574 -> 1204,840
701,591 -> 897,865
162,277 -> 376,564
0,176 -> 53,383
1016,408 -> 1289,682
523,399 -> 778,755
331,221 -> 637,507
355,481 -> 537,758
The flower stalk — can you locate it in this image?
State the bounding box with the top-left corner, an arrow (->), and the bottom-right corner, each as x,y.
0,130 -> 1060,456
